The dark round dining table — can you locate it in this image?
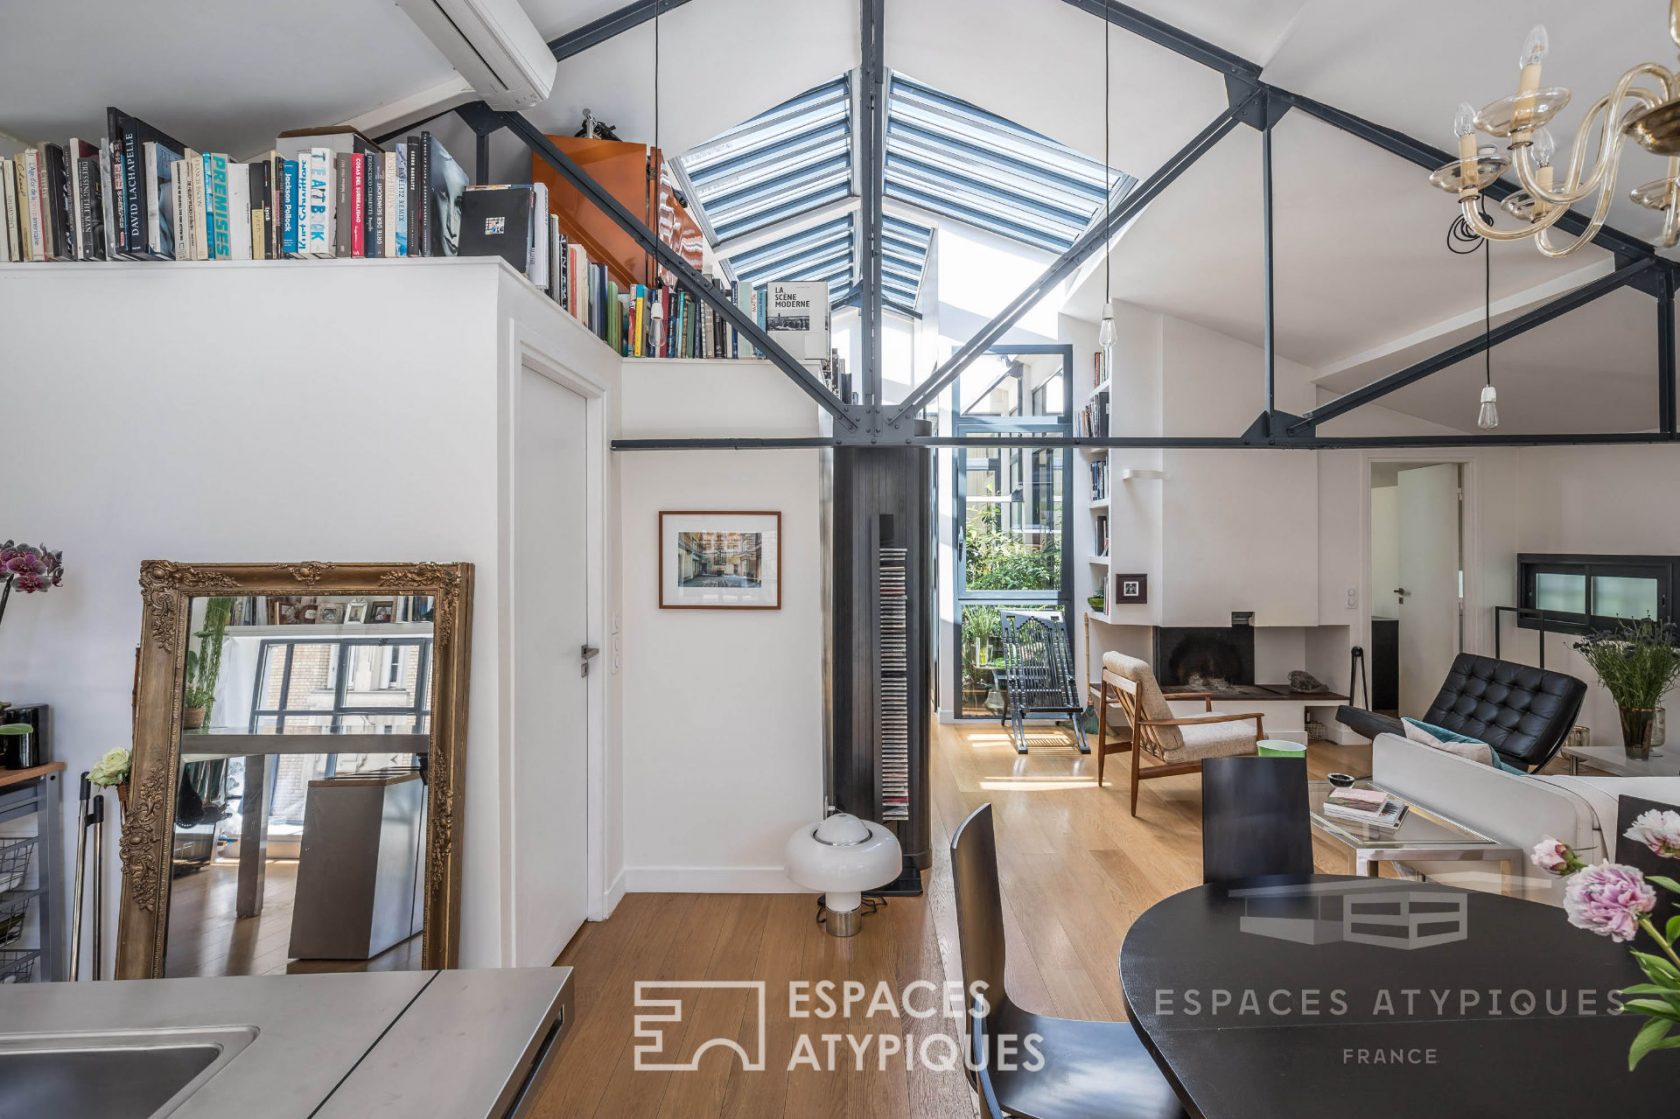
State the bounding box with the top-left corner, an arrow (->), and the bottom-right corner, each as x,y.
1120,875 -> 1672,1118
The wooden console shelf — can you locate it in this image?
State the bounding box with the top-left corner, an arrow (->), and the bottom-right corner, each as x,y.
0,761 -> 65,790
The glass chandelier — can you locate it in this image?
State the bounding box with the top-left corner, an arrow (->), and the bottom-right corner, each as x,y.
1429,3 -> 1680,256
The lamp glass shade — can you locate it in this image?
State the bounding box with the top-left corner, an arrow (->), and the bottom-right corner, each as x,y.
785,813 -> 903,912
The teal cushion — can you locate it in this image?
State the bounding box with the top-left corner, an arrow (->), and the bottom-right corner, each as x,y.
1402,718 -> 1525,774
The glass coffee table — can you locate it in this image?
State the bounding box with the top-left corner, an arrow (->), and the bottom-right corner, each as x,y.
1561,742 -> 1674,777
1307,780 -> 1522,893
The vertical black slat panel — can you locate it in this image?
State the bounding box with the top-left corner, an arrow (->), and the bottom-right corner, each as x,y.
1660,270 -> 1676,436
830,441 -> 932,872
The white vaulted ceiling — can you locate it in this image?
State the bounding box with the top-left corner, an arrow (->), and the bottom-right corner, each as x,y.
1,1 -> 1670,434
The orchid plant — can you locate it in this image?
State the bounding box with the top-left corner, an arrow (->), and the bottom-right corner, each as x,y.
1533,808 -> 1680,1068
0,541 -> 64,626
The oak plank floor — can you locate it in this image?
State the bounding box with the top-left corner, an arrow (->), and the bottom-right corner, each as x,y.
528,722 -> 1373,1117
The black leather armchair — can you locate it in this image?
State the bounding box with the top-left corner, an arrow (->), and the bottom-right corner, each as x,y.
1337,653 -> 1587,772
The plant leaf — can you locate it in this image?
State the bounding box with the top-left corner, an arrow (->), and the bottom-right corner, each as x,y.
1668,915 -> 1680,944
1649,875 -> 1680,896
1628,1015 -> 1674,1070
1633,950 -> 1680,985
1622,998 -> 1680,1022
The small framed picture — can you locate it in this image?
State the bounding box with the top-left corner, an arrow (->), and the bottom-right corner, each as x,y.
1114,574 -> 1148,605
659,511 -> 781,610
317,604 -> 345,625
345,601 -> 368,624
368,601 -> 396,624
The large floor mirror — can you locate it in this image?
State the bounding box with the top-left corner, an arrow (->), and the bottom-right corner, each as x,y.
116,562 -> 473,979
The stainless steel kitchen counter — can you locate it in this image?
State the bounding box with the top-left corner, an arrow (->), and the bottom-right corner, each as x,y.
0,967 -> 572,1118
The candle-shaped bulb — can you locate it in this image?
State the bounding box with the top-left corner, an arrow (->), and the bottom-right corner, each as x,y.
1477,384 -> 1500,431
1097,306 -> 1116,376
1531,126 -> 1556,167
1454,102 -> 1478,137
1455,103 -> 1480,186
1518,25 -> 1548,96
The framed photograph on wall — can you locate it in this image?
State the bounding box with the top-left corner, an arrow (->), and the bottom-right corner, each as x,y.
659,511 -> 782,610
1114,573 -> 1148,605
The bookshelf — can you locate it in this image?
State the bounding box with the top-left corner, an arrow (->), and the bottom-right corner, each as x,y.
530,135 -> 703,291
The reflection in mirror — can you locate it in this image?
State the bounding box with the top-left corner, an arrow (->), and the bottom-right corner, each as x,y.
165,592 -> 435,976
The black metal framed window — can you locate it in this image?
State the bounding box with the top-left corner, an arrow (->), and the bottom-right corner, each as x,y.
1517,553 -> 1675,633
248,637 -> 433,735
951,344 -> 1076,718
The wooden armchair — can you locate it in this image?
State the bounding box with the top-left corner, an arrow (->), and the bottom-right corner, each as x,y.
1097,651 -> 1265,816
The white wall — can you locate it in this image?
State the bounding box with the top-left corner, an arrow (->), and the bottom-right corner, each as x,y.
0,258 -> 622,970
1510,444 -> 1680,744
617,360 -> 825,890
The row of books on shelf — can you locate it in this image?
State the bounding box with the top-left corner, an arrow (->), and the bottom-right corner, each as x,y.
1321,786 -> 1409,830
1093,514 -> 1109,557
1076,388 -> 1110,439
0,108 -> 473,264
3,108 -> 841,370
1088,459 -> 1109,502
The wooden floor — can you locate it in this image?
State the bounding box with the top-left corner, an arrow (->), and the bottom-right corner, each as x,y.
528,723 -> 1373,1118
165,859 -> 422,977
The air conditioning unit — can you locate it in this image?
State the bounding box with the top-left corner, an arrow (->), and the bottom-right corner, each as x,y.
396,0 -> 558,110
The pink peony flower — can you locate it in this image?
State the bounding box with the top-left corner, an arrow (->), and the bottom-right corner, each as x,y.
1624,808 -> 1680,859
1562,863 -> 1657,943
1531,837 -> 1571,875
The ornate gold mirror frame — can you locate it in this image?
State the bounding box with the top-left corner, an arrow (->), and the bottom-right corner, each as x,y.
116,560 -> 474,979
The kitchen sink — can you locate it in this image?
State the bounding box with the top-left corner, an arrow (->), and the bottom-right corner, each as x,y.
0,1025 -> 257,1118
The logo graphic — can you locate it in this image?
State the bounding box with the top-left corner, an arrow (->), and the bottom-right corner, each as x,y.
1234,880 -> 1469,950
484,216 -> 506,235
633,981 -> 768,1071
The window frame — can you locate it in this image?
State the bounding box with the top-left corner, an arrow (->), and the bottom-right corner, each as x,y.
1516,553 -> 1675,634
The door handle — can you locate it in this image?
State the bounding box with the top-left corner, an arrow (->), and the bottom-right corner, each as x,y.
1393,587 -> 1409,603
581,644 -> 600,677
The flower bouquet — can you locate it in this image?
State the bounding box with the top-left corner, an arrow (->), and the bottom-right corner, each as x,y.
1533,808 -> 1680,1068
90,747 -> 132,813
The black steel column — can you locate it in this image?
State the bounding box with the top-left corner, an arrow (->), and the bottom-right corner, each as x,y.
1661,269 -> 1676,436
860,0 -> 886,421
1262,113 -> 1276,417
475,131 -> 490,186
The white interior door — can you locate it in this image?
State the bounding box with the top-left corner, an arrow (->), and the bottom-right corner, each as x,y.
1395,464 -> 1461,716
513,365 -> 591,964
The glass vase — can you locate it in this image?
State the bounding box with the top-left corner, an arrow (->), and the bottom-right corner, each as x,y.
1620,706 -> 1659,759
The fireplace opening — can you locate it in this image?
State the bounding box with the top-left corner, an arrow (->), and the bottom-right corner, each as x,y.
1154,627 -> 1255,689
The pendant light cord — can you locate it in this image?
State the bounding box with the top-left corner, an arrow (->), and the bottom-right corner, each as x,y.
1103,0 -> 1111,307
1447,208 -> 1493,387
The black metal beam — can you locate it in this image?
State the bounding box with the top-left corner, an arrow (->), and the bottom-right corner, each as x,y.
613,437 -> 841,450
1261,112 -> 1276,416
495,108 -> 857,429
547,0 -> 694,60
1277,90 -> 1655,264
859,0 -> 886,419
613,428 -> 1680,451
888,98 -> 1250,426
1058,0 -> 1260,79
1661,269 -> 1677,436
1293,258 -> 1659,432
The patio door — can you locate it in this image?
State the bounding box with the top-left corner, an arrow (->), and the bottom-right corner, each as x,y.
951,346 -> 1074,719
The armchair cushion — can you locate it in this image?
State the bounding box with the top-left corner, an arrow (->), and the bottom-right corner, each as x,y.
1175,718 -> 1264,761
1102,651 -> 1182,751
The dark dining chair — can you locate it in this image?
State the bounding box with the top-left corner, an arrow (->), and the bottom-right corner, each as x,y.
1201,756 -> 1313,885
950,803 -> 1184,1119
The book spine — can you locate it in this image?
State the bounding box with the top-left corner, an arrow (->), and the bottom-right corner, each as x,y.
350,151 -> 365,258
404,139 -> 418,258
0,159 -> 13,262
122,130 -> 143,252
303,149 -> 329,257
77,157 -> 103,260
13,158 -> 30,261
383,151 -> 399,257
333,152 -> 351,258
67,143 -> 85,260
207,153 -> 230,260
249,162 -> 267,260
365,151 -> 382,259
280,159 -> 298,256
417,134 -> 432,258
24,150 -> 45,262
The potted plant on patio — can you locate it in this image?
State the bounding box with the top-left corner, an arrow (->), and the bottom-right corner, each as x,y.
1575,619 -> 1680,759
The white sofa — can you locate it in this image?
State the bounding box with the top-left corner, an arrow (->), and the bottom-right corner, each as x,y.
1370,732 -> 1680,906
